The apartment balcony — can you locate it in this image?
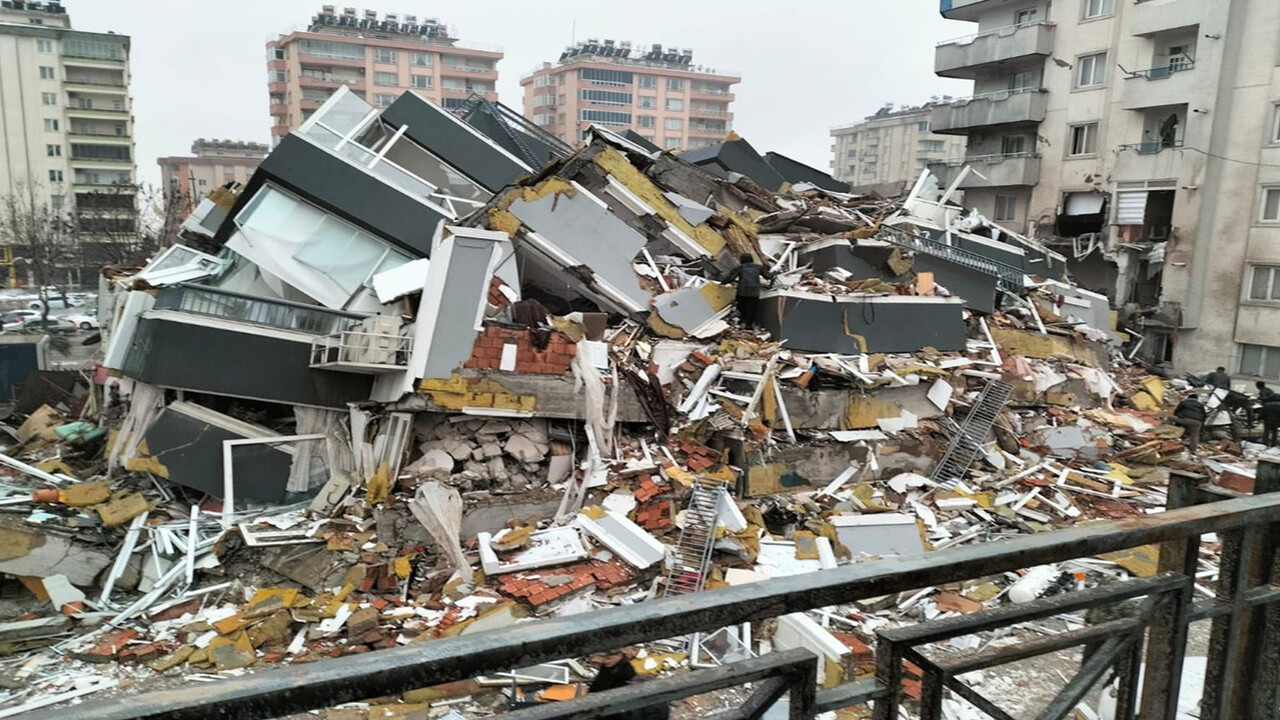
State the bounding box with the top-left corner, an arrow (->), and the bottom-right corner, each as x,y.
1130,0 -> 1207,37
64,79 -> 127,94
930,88 -> 1047,134
60,54 -> 125,69
935,21 -> 1055,79
689,126 -> 731,138
940,0 -> 1001,21
690,88 -> 735,102
66,105 -> 129,118
689,106 -> 730,119
310,328 -> 412,374
298,53 -> 366,69
268,81 -> 288,94
441,86 -> 494,96
70,158 -> 134,170
299,75 -> 365,90
67,131 -> 130,143
1113,141 -> 1187,182
269,103 -> 289,116
440,65 -> 498,81
1120,61 -> 1199,110
928,152 -> 1041,188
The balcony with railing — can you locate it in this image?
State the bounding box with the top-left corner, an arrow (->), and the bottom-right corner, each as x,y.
66,104 -> 128,115
935,21 -> 1056,79
1114,140 -> 1187,182
930,88 -> 1047,134
1121,58 -> 1198,110
928,152 -> 1042,188
310,329 -> 413,374
154,284 -> 364,336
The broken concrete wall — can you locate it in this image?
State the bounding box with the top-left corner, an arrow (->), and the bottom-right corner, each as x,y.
759,291 -> 967,354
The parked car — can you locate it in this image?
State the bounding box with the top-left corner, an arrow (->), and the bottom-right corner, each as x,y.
28,295 -> 84,310
63,313 -> 99,330
21,317 -> 77,334
1,310 -> 39,330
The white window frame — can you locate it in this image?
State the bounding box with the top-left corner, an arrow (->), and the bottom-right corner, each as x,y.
410,52 -> 432,67
1076,52 -> 1108,88
374,48 -> 397,63
1081,0 -> 1115,20
1014,8 -> 1039,26
43,118 -> 59,132
411,75 -> 432,89
1068,122 -> 1099,157
637,115 -> 655,129
664,118 -> 683,131
374,71 -> 399,87
36,38 -> 52,53
666,78 -> 684,92
1238,343 -> 1280,380
1270,103 -> 1280,145
638,75 -> 657,89
994,195 -> 1018,222
38,66 -> 55,80
1246,264 -> 1280,303
41,92 -> 56,105
1259,185 -> 1280,223
666,98 -> 684,111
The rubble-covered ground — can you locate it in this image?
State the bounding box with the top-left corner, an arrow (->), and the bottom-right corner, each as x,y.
0,107 -> 1274,720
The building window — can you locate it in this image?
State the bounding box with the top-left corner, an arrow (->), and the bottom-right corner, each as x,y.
1271,104 -> 1280,144
36,38 -> 52,53
665,118 -> 683,131
666,98 -> 684,111
374,49 -> 397,63
846,149 -> 857,158
41,92 -> 57,105
578,109 -> 631,126
1248,265 -> 1280,302
411,52 -> 432,67
579,89 -> 633,106
374,71 -> 398,86
1239,343 -> 1280,379
918,139 -> 946,153
1068,123 -> 1099,156
1076,53 -> 1107,88
272,47 -> 286,60
375,94 -> 397,107
299,39 -> 365,61
43,118 -> 59,132
994,195 -> 1018,222
533,73 -> 554,87
638,96 -> 655,109
1082,0 -> 1115,19
48,170 -> 63,182
638,75 -> 656,89
46,144 -> 61,157
270,70 -> 286,83
1015,8 -> 1039,25
667,78 -> 684,92
533,93 -> 555,106
637,116 -> 655,129
665,137 -> 681,149
1260,186 -> 1280,222
50,195 -> 63,209
1001,134 -> 1029,155
579,68 -> 633,86
411,75 -> 432,89
918,121 -> 931,133
39,66 -> 55,80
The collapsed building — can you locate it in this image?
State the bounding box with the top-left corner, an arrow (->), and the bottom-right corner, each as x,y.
0,88 -> 1269,718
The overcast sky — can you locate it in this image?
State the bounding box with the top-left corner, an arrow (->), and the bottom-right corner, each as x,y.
71,1 -> 969,187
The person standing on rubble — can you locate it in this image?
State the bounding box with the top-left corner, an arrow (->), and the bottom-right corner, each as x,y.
725,253 -> 773,329
1172,393 -> 1208,453
1261,390 -> 1280,447
1205,366 -> 1232,390
1258,381 -> 1277,403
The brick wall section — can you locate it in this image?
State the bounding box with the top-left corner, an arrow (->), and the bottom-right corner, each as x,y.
462,325 -> 578,375
487,277 -> 513,310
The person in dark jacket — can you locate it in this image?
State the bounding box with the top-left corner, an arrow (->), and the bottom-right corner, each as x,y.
588,651 -> 670,720
725,254 -> 773,329
1257,381 -> 1277,403
1262,395 -> 1280,448
1204,367 -> 1231,390
1172,394 -> 1208,453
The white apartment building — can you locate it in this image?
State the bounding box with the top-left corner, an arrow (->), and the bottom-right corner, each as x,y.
932,0 -> 1280,382
829,104 -> 966,189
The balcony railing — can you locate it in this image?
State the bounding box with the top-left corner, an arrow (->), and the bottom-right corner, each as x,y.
64,78 -> 126,87
310,330 -> 412,374
441,64 -> 495,74
154,284 -> 364,336
1128,58 -> 1195,80
931,150 -> 1040,167
879,224 -> 1026,291
1120,139 -> 1185,155
69,156 -> 133,164
68,131 -> 129,138
66,105 -> 128,114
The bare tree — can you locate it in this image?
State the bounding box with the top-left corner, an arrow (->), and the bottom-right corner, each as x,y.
0,180 -> 79,321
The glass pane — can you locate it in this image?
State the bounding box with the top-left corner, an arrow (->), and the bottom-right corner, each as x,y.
1266,348 -> 1280,379
1270,269 -> 1280,300
1241,344 -> 1264,376
1252,268 -> 1271,300
1265,189 -> 1280,220
337,141 -> 376,166
239,187 -> 325,238
315,90 -> 373,136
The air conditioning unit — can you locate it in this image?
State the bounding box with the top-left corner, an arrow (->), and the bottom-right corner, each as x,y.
346,315 -> 400,365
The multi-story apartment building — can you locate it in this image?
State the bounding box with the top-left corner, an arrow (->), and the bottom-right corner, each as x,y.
829,103 -> 967,188
157,139 -> 269,215
932,0 -> 1280,382
0,0 -> 136,282
520,40 -> 740,150
267,6 -> 503,142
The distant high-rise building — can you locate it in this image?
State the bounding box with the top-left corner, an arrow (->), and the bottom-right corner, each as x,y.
521,40 -> 740,151
157,139 -> 270,218
829,103 -> 966,189
0,0 -> 136,284
266,6 -> 503,141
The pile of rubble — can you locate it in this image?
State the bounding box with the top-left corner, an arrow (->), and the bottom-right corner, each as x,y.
0,90 -> 1272,718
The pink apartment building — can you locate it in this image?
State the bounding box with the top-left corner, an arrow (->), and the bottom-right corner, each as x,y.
521,40 -> 740,151
266,6 -> 502,142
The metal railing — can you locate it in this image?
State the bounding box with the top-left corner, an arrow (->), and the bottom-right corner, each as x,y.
1129,58 -> 1195,79
441,64 -> 496,74
153,284 -> 364,336
930,150 -> 1040,167
944,85 -> 1047,105
936,19 -> 1055,47
309,330 -> 412,372
57,461 -> 1280,720
1120,139 -> 1186,155
879,223 -> 1027,291
66,105 -> 128,114
64,78 -> 126,87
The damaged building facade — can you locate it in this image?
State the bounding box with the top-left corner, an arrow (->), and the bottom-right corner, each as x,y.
932,0 -> 1280,381
828,102 -> 966,189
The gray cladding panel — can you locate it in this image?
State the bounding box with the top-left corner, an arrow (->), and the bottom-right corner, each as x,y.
423,236 -> 492,379
759,295 -> 967,354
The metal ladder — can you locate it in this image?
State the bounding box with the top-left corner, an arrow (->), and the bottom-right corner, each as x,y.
663,480 -> 722,597
930,379 -> 1013,487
